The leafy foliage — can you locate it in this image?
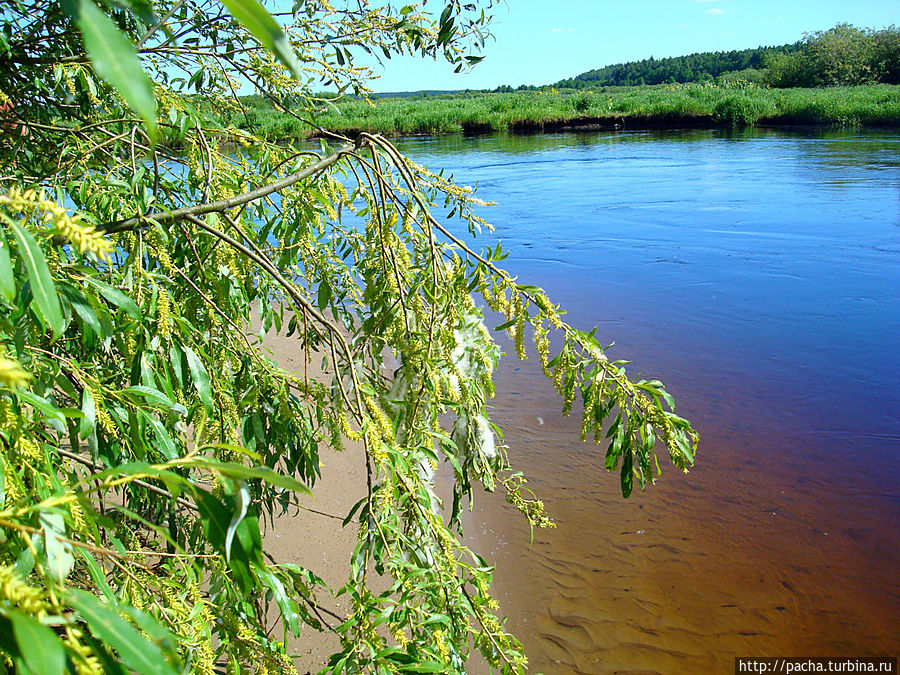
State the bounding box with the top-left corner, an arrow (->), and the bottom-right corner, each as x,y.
765,24 -> 900,87
0,0 -> 696,673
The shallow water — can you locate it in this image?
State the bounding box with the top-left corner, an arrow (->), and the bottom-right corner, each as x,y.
395,129 -> 900,673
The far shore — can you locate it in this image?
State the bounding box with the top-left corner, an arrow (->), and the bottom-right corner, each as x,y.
206,84 -> 900,144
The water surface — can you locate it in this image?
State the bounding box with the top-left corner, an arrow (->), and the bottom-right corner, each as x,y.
396,130 -> 900,673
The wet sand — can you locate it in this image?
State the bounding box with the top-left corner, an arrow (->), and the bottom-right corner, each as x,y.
461,355 -> 900,674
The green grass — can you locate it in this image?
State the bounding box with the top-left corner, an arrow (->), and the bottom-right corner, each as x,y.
224,84 -> 900,139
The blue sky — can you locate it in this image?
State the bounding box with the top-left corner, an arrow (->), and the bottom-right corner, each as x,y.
366,0 -> 899,91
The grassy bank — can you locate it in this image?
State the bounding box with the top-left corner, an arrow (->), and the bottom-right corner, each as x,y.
228,84 -> 900,139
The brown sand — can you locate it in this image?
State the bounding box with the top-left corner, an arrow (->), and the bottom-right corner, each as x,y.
260,330 -> 366,673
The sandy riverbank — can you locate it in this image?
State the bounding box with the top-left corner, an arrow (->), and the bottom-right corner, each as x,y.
259,328 -> 365,673
258,325 -> 506,674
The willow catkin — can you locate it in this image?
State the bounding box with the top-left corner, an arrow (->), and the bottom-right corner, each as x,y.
0,357 -> 29,389
0,565 -> 48,616
0,187 -> 112,259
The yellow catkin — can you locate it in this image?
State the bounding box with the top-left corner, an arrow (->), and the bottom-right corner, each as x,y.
0,398 -> 10,430
124,576 -> 147,611
16,437 -> 42,464
581,383 -> 596,441
364,395 -> 394,442
145,227 -> 174,273
214,384 -> 241,447
433,628 -> 451,662
392,627 -> 409,646
0,565 -> 48,617
512,315 -> 527,361
65,627 -> 103,675
2,455 -> 21,505
187,584 -> 217,675
156,286 -> 172,337
0,187 -> 112,260
68,492 -> 87,534
0,357 -> 30,389
97,405 -> 117,438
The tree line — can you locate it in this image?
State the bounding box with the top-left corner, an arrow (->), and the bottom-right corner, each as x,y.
548,24 -> 899,89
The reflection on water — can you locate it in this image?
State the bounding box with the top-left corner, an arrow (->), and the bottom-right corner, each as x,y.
396,129 -> 900,673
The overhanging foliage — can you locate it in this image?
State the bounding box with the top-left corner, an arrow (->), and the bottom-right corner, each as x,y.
0,1 -> 697,672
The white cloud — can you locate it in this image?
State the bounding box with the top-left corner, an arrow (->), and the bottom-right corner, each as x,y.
693,0 -> 725,3
706,8 -> 725,14
552,27 -> 575,33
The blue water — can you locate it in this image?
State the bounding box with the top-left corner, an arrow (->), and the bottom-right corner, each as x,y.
399,129 -> 900,479
393,129 -> 900,672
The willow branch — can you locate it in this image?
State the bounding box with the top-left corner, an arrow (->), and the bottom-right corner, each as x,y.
101,141 -> 359,233
57,447 -> 198,512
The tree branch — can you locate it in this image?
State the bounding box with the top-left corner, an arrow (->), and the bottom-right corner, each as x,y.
100,140 -> 360,233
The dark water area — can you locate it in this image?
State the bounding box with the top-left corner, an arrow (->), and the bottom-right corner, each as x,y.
395,130 -> 900,673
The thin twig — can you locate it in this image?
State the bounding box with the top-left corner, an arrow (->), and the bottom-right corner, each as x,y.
56,447 -> 198,512
101,142 -> 359,233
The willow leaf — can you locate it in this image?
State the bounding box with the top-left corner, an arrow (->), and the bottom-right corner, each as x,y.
225,481 -> 250,562
83,277 -> 140,319
73,0 -> 157,140
0,232 -> 14,303
219,0 -> 301,78
79,386 -> 96,439
68,590 -> 178,675
40,512 -> 75,583
183,345 -> 213,413
7,611 -> 66,675
9,222 -> 64,337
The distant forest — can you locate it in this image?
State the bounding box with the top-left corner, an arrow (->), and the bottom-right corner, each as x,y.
534,24 -> 899,90
554,44 -> 797,88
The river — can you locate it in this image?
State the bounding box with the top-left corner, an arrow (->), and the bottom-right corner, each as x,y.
392,129 -> 900,673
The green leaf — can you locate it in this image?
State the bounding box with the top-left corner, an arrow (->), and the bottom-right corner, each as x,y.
256,565 -> 301,636
182,345 -> 212,412
116,606 -> 179,661
60,286 -> 103,336
41,512 -> 75,582
317,278 -> 332,309
83,278 -> 140,318
194,491 -> 261,592
225,480 -> 249,563
71,0 -> 158,140
401,662 -> 448,673
79,549 -> 116,601
195,458 -> 311,494
620,451 -> 634,498
121,385 -> 174,409
219,0 -> 301,78
16,389 -> 66,423
79,386 -> 96,439
143,413 -> 179,460
0,231 -> 15,303
7,611 -> 66,675
84,461 -> 190,496
0,453 -> 5,509
9,222 -> 64,337
67,589 -> 178,675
